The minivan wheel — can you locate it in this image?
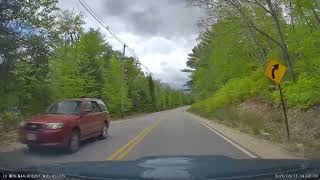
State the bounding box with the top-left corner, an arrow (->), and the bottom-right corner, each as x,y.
98,123 -> 108,140
68,130 -> 80,153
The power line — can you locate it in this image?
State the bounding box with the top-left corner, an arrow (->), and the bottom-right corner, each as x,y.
78,0 -> 126,46
127,48 -> 136,57
78,0 -> 153,76
79,0 -> 157,116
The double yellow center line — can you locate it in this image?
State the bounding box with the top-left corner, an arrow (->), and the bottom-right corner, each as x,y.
107,118 -> 162,161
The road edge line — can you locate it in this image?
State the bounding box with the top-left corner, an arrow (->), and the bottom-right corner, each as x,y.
189,113 -> 260,159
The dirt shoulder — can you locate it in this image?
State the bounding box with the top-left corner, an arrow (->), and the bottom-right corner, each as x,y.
0,130 -> 26,152
187,112 -> 302,159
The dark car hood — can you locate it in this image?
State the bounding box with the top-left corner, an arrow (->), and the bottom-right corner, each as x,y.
19,156 -> 319,179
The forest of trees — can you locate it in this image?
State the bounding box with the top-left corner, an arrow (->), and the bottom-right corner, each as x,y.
0,0 -> 190,127
184,0 -> 320,155
185,0 -> 320,112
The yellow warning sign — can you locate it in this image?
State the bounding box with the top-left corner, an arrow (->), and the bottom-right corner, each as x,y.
265,59 -> 287,84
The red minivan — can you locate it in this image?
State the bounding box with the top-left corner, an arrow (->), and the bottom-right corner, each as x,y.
19,98 -> 110,153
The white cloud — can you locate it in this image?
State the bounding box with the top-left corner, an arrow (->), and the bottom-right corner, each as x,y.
57,0 -> 202,89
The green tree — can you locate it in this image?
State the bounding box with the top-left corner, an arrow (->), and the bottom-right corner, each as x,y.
185,0 -> 320,110
0,0 -> 189,120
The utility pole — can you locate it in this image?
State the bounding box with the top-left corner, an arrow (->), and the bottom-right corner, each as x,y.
159,86 -> 162,111
121,44 -> 126,117
169,90 -> 172,109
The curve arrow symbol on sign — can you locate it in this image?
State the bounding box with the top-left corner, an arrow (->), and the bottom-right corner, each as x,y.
272,64 -> 279,79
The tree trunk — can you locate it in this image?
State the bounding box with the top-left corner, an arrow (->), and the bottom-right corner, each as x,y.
311,5 -> 320,25
299,8 -> 315,32
227,0 -> 267,62
265,0 -> 296,81
289,1 -> 295,30
64,33 -> 67,56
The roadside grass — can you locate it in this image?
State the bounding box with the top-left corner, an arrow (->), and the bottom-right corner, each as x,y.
189,68 -> 320,158
189,105 -> 284,140
189,100 -> 320,158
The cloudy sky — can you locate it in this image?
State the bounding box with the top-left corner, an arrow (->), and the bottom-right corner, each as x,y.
58,0 -> 204,89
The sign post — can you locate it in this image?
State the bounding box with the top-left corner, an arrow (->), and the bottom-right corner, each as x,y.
265,59 -> 290,140
278,84 -> 290,140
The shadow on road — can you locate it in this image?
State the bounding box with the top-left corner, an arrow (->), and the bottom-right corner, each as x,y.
23,137 -> 107,157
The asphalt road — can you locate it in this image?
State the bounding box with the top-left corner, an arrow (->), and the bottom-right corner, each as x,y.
0,107 -> 250,169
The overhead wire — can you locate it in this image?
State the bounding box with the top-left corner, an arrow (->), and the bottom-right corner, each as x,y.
5,3 -> 153,77
78,0 -> 153,76
78,0 -> 126,46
